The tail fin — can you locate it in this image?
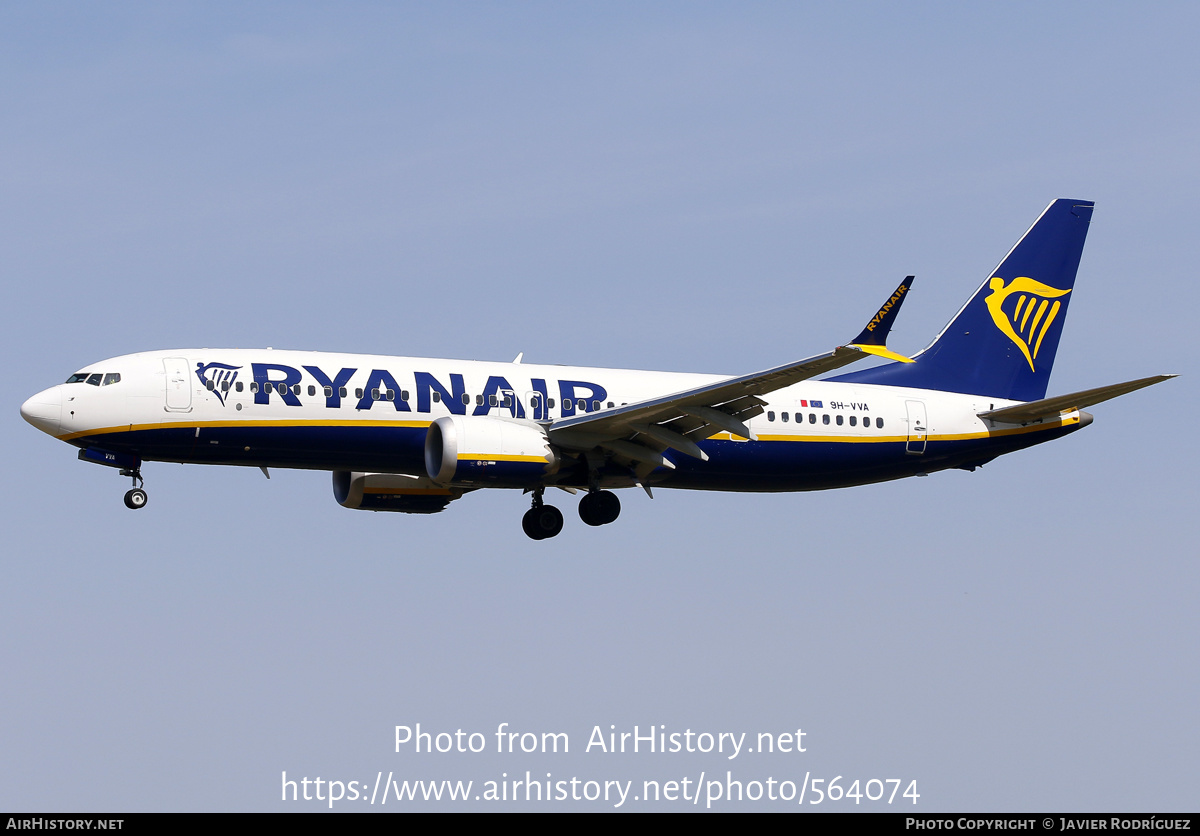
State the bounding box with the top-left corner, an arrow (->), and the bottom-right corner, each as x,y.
830,198 -> 1094,401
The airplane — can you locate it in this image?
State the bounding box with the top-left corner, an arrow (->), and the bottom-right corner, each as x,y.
20,198 -> 1174,540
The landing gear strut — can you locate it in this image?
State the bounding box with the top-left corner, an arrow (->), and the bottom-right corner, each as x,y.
522,488 -> 563,540
120,467 -> 148,510
578,489 -> 620,526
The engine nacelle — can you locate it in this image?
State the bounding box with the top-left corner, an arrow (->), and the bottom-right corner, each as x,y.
332,471 -> 461,514
424,415 -> 560,487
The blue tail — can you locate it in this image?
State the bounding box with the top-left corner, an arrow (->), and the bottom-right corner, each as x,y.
830,199 -> 1094,402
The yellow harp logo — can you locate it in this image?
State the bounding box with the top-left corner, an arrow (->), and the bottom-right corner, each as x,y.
984,277 -> 1071,372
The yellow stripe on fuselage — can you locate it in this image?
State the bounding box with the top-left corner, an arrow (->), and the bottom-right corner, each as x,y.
58,418 -> 434,442
60,414 -> 1079,446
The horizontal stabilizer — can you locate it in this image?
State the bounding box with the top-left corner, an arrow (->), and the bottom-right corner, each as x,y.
978,375 -> 1176,423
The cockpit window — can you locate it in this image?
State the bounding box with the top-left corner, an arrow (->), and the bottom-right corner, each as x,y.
66,371 -> 123,385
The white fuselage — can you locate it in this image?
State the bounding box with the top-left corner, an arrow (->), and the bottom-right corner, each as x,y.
21,348 -> 1084,494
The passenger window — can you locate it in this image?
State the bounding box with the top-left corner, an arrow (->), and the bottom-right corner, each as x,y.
251,382 -> 259,393
400,390 -> 409,401
292,384 -> 301,396
221,381 -> 229,392
876,417 -> 884,429
355,388 -> 363,398
324,386 -> 333,397
371,388 -> 380,400
432,391 -> 441,403
836,415 -> 844,426
548,398 -> 555,408
591,400 -> 600,411
476,394 -> 484,405
767,411 -> 775,422
308,385 -> 316,396
340,387 -> 348,399
607,402 -> 614,409
822,414 -> 830,425
809,413 -> 816,424
236,382 -> 244,392
849,415 -> 857,427
782,412 -> 789,423
489,395 -> 498,407
461,393 -> 470,405
206,380 -> 215,391
103,373 -> 121,386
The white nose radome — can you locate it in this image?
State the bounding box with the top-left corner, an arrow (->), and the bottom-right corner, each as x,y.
20,386 -> 62,436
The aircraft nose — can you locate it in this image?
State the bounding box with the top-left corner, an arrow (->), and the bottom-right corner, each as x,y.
21,385 -> 62,436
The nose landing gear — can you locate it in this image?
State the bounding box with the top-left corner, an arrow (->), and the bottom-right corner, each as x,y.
120,467 -> 148,510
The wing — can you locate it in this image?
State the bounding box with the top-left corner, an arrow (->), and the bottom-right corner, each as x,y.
548,277 -> 915,476
977,374 -> 1176,424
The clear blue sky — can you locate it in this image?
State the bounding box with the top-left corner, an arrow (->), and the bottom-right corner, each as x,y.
3,2 -> 1196,811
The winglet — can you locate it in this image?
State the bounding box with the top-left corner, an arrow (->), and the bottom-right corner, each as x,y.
848,276 -> 915,363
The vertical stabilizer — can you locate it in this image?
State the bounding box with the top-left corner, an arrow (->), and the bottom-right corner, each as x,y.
830,199 -> 1094,401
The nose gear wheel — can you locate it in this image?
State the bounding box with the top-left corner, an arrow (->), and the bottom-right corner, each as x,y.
120,467 -> 148,510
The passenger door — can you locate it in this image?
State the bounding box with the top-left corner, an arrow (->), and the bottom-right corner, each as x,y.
163,357 -> 193,413
905,400 -> 927,455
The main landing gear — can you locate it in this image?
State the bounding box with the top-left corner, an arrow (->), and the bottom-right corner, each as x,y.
578,489 -> 620,527
522,489 -> 564,540
120,466 -> 148,510
521,488 -> 622,539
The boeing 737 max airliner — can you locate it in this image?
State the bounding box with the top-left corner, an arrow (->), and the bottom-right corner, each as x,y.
21,199 -> 1174,539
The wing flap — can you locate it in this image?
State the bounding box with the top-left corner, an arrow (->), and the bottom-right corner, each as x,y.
547,277 -> 918,461
548,344 -> 863,446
